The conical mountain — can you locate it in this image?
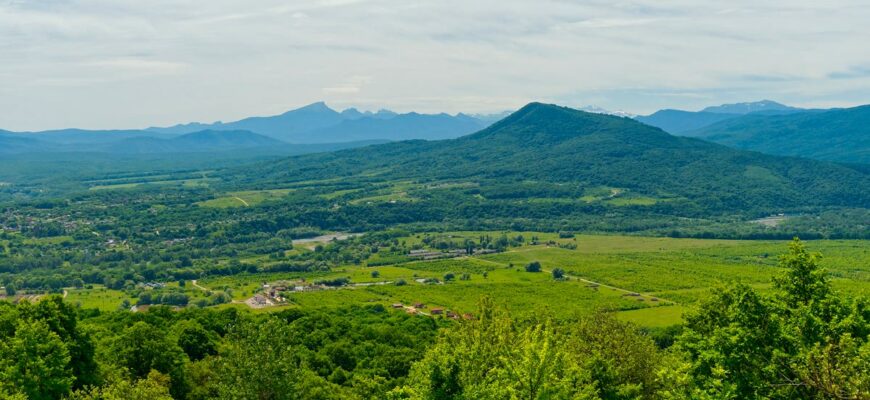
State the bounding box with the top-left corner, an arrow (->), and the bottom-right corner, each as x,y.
242,103 -> 869,213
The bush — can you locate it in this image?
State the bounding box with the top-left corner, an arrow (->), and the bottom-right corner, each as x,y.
552,268 -> 565,280
525,261 -> 542,273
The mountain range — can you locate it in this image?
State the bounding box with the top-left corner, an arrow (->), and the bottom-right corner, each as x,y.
0,103 -> 496,155
634,100 -> 870,163
236,103 -> 869,214
3,100 -> 869,165
146,102 -> 491,143
634,100 -> 804,134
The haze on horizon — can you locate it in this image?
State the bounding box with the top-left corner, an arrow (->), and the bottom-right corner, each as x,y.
1,0 -> 869,131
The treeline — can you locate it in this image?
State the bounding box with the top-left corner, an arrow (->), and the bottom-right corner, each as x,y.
1,240 -> 867,399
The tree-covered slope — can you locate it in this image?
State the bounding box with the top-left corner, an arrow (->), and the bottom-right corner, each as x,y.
688,105 -> 870,164
241,103 -> 870,213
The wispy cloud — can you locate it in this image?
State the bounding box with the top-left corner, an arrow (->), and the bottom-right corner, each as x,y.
828,65 -> 870,80
0,0 -> 869,129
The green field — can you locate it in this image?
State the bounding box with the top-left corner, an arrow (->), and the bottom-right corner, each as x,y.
198,188 -> 295,208
158,233 -> 870,327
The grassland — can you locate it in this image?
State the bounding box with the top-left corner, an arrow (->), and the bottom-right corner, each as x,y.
64,233 -> 869,327
198,188 -> 295,208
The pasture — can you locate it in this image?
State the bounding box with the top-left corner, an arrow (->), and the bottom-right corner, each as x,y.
64,233 -> 869,327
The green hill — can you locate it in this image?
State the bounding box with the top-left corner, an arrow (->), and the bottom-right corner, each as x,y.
688,105 -> 870,164
237,103 -> 869,217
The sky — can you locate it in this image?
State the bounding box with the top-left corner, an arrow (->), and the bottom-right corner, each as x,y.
1,0 -> 869,131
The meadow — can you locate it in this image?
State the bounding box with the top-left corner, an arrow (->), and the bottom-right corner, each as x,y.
62,232 -> 869,328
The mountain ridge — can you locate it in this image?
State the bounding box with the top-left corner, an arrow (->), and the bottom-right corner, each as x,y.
687,105 -> 870,164
146,102 -> 492,143
237,102 -> 869,215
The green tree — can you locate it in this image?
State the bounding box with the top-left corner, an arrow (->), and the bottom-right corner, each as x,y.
176,322 -> 217,361
0,320 -> 73,400
525,261 -> 542,273
70,370 -> 173,400
773,238 -> 829,308
407,297 -> 596,399
112,322 -> 189,398
19,296 -> 99,389
211,318 -> 344,399
552,268 -> 565,280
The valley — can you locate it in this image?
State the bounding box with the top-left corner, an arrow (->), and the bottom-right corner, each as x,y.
0,103 -> 867,400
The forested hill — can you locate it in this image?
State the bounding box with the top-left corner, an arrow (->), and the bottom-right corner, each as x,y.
687,105 -> 870,164
232,102 -> 870,214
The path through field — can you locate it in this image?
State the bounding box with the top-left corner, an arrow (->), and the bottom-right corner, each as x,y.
232,196 -> 250,207
470,252 -> 676,304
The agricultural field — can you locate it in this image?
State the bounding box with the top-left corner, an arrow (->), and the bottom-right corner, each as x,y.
62,232 -> 869,328
197,188 -> 295,208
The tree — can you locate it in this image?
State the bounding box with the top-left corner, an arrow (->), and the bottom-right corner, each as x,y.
20,296 -> 99,389
443,272 -> 455,282
5,284 -> 15,296
112,322 -> 189,398
677,284 -> 785,399
552,268 -> 565,280
525,261 -> 542,273
0,320 -> 73,400
176,322 -> 217,361
211,319 -> 344,399
69,371 -> 173,400
773,238 -> 830,308
371,270 -> 381,278
406,297 -> 596,399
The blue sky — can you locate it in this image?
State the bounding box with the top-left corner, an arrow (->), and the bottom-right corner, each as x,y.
1,0 -> 869,130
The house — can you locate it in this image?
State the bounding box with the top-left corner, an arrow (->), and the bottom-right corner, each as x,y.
391,303 -> 404,309
430,307 -> 444,315
413,302 -> 425,309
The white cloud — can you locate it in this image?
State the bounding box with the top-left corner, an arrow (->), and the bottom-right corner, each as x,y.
0,0 -> 869,129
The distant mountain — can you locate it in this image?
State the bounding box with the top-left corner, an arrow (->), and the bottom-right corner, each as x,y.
147,102 -> 492,143
688,105 -> 870,164
241,103 -> 869,214
634,110 -> 738,134
305,112 -> 487,142
106,130 -> 286,154
0,126 -> 384,157
0,131 -> 51,154
636,100 -> 805,134
578,106 -> 636,118
701,100 -> 801,115
148,102 -> 345,141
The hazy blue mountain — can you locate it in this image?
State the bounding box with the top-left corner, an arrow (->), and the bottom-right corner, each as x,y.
0,131 -> 53,154
146,102 -> 347,141
688,105 -> 870,164
635,110 -> 740,134
636,100 -> 807,134
305,112 -> 488,143
147,102 -> 490,143
701,100 -> 801,114
105,130 -> 285,154
17,129 -> 177,145
471,111 -> 513,125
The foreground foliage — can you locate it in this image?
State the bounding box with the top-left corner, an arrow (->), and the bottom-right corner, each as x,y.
0,239 -> 867,399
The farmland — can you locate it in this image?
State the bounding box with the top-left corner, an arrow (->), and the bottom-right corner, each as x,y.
59,232 -> 870,328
